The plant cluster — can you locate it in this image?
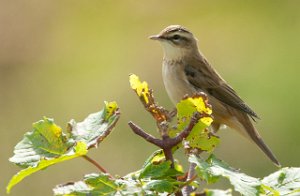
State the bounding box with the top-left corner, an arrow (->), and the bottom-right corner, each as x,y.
7,74 -> 300,195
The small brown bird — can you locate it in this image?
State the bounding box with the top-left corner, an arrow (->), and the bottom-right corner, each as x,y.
150,25 -> 280,166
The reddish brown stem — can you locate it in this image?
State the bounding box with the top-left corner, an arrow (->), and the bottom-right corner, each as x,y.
82,155 -> 114,178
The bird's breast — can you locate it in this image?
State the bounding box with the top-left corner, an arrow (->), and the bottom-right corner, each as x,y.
162,60 -> 197,104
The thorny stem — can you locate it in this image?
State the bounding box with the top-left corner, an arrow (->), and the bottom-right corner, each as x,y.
82,155 -> 114,179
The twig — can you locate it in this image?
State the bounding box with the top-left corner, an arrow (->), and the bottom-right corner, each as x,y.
128,121 -> 162,147
170,112 -> 201,146
182,163 -> 197,195
82,155 -> 114,179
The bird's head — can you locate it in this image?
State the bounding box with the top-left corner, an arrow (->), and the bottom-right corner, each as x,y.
149,25 -> 198,60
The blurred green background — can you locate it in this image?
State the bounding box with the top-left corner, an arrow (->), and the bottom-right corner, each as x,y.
1,1 -> 300,195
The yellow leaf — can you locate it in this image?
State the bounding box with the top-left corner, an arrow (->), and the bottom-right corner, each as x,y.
104,101 -> 118,120
129,74 -> 149,104
187,97 -> 212,115
200,117 -> 213,126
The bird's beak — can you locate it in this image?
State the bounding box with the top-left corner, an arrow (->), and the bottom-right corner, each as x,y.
149,34 -> 163,40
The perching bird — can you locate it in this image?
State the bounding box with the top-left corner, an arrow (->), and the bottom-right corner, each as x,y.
149,25 -> 280,166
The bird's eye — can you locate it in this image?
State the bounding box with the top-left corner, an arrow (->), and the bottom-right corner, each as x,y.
172,34 -> 181,40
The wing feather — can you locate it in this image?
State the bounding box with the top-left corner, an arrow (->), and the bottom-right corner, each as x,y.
184,62 -> 259,119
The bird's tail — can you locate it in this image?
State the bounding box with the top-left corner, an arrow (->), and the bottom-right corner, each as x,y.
230,112 -> 281,167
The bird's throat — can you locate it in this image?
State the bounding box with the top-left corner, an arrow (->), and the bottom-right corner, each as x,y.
161,43 -> 186,61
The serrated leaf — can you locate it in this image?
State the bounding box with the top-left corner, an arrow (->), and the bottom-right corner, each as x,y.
262,167 -> 300,195
54,171 -> 185,196
53,149 -> 187,195
189,154 -> 262,196
115,174 -> 145,195
68,101 -> 120,149
7,141 -> 87,194
139,150 -> 183,179
189,155 -> 220,184
185,124 -> 219,152
54,173 -> 118,196
170,94 -> 219,152
144,179 -> 176,193
7,102 -> 120,194
85,173 -> 118,194
139,160 -> 173,179
201,189 -> 232,196
9,117 -> 71,168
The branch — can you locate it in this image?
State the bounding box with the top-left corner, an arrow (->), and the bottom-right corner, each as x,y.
128,112 -> 201,167
128,121 -> 162,147
169,112 -> 201,146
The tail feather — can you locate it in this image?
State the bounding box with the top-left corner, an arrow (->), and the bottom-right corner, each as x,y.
234,112 -> 281,167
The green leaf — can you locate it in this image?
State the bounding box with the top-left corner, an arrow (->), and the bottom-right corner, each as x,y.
144,179 -> 177,193
189,154 -> 262,196
262,167 -> 300,195
141,149 -> 166,168
115,172 -> 146,195
170,94 -> 219,152
9,117 -> 72,168
7,141 -> 87,194
186,125 -> 219,152
7,102 -> 120,194
54,173 -> 118,196
68,101 -> 120,149
189,155 -> 220,184
139,150 -> 183,179
53,148 -> 187,195
139,160 -> 173,179
85,173 -> 118,194
54,171 -> 186,195
202,189 -> 232,196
